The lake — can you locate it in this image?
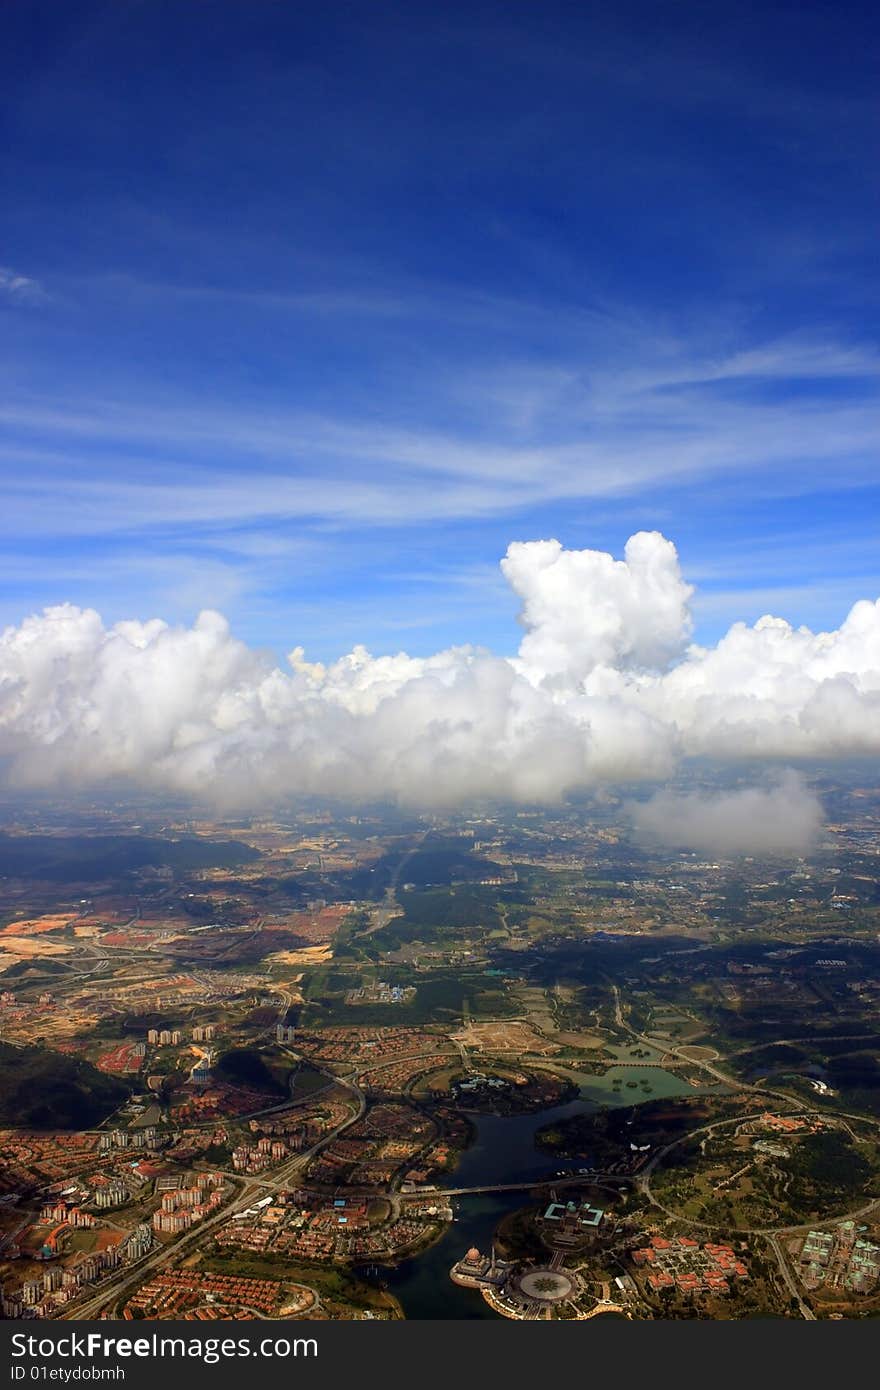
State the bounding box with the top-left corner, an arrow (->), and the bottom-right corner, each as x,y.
362,1061 -> 717,1316
444,1064 -> 713,1188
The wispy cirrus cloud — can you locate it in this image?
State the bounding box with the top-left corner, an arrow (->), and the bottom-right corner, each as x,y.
1,282 -> 877,658
0,266 -> 49,306
1,323 -> 877,538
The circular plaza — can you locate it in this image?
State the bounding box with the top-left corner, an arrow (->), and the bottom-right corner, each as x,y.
512,1266 -> 578,1306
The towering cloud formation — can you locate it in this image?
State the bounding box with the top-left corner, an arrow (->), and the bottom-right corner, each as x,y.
1,531 -> 878,812
503,531 -> 694,685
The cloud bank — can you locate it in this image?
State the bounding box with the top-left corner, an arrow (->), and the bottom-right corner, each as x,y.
629,770 -> 824,857
0,531 -> 878,812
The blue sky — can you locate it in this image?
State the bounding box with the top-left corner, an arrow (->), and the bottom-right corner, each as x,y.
1,0 -> 878,663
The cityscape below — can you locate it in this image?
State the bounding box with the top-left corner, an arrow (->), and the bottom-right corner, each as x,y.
0,765 -> 878,1321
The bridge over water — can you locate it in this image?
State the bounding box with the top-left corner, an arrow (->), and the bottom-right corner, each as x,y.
404,1172 -> 632,1199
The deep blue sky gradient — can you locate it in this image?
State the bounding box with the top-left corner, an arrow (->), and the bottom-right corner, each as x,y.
1,0 -> 878,660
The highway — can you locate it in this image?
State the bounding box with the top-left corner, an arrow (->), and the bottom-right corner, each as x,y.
357,834 -> 428,938
766,1233 -> 816,1320
61,1075 -> 367,1320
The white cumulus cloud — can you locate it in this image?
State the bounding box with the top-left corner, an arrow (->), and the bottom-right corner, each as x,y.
628,770 -> 824,857
503,530 -> 694,686
0,530 -> 878,811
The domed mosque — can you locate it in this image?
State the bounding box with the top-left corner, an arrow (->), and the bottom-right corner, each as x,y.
451,1244 -> 580,1318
